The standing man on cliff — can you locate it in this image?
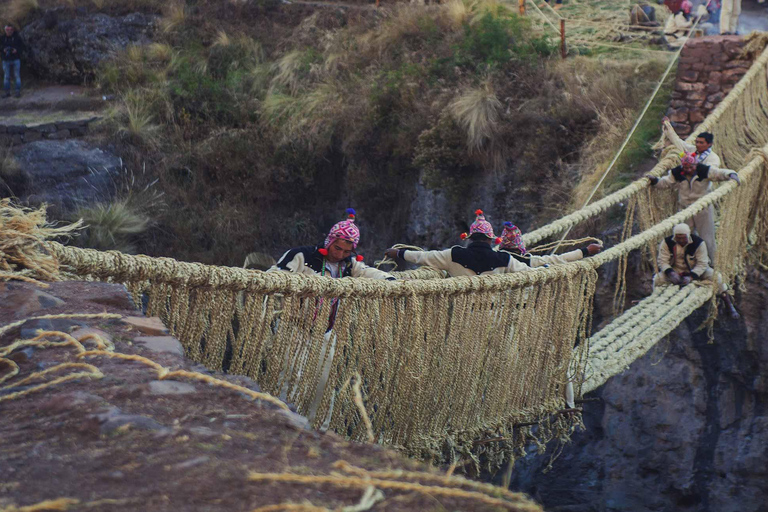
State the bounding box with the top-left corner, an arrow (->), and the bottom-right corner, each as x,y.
1,24 -> 24,98
661,117 -> 721,168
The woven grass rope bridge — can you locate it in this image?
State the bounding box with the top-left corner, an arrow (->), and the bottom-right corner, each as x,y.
4,43 -> 768,472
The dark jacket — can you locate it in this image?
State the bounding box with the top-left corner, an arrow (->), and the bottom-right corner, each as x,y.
1,32 -> 25,62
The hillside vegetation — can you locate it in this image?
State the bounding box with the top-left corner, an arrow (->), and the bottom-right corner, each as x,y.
22,0 -> 670,263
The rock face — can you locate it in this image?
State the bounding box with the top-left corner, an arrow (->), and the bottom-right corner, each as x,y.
21,10 -> 157,83
667,36 -> 751,139
508,275 -> 768,512
13,139 -> 121,214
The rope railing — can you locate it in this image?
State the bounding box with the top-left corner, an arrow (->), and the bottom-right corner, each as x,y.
522,43 -> 768,246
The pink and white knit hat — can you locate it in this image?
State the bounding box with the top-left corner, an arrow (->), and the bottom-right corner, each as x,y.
681,152 -> 697,165
500,222 -> 527,254
461,209 -> 501,243
324,208 -> 361,249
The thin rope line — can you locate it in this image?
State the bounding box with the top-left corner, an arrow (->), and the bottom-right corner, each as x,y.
548,14 -> 702,255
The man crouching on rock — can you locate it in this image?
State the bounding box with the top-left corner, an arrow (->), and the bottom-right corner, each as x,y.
268,208 -> 394,426
654,223 -> 739,319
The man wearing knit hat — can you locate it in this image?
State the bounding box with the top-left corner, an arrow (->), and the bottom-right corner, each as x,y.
646,152 -> 739,261
269,208 -> 395,281
661,118 -> 721,168
497,222 -> 603,267
384,210 -> 534,276
269,209 -> 394,426
654,223 -> 738,318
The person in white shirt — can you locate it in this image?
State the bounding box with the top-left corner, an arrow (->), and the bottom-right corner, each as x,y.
661,117 -> 721,168
384,209 -> 534,276
654,223 -> 738,318
496,221 -> 602,267
647,152 -> 740,261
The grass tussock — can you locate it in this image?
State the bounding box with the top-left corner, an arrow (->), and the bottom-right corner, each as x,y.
0,150 -> 29,198
87,0 -> 672,264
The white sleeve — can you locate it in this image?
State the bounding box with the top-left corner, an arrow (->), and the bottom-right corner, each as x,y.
268,249 -> 304,273
663,121 -> 695,154
655,171 -> 677,190
350,260 -> 396,280
705,165 -> 737,182
402,249 -> 455,271
530,248 -> 585,267
658,240 -> 672,274
506,255 -> 534,273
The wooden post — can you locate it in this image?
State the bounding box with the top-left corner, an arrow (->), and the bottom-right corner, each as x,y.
376,0 -> 379,7
519,0 -> 525,16
560,19 -> 566,59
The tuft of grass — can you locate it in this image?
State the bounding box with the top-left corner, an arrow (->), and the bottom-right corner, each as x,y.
115,90 -> 162,148
450,80 -> 501,152
74,200 -> 149,253
146,42 -> 174,64
161,0 -> 187,34
0,149 -> 29,197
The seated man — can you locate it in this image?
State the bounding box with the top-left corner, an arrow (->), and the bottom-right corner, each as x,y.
384,210 -> 533,277
497,221 -> 602,267
269,208 -> 395,281
654,223 -> 738,319
647,152 -> 739,261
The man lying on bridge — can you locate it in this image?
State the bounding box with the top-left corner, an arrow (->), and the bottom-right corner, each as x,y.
654,223 -> 739,319
661,117 -> 721,167
646,151 -> 739,261
384,210 -> 534,277
269,208 -> 395,281
497,221 -> 603,267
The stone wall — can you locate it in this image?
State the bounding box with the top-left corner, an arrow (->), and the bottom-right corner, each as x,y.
666,35 -> 751,136
0,117 -> 97,145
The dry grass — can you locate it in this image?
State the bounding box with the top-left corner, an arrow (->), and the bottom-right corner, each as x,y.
450,80 -> 502,152
0,150 -> 28,197
74,200 -> 149,253
160,0 -> 187,34
115,90 -> 162,148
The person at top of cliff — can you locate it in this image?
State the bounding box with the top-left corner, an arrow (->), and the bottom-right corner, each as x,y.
497,222 -> 603,268
646,152 -> 739,262
661,117 -> 721,168
719,0 -> 741,35
383,209 -> 534,277
269,208 -> 395,281
539,0 -> 564,12
654,223 -> 738,319
1,24 -> 25,99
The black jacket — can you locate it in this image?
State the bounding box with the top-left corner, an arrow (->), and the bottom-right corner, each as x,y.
1,32 -> 25,62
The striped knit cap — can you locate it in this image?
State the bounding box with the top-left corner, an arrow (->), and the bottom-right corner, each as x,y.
461,210 -> 499,242
500,222 -> 527,254
681,152 -> 697,166
324,208 -> 360,249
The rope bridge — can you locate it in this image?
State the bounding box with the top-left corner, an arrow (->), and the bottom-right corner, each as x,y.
5,43 -> 768,470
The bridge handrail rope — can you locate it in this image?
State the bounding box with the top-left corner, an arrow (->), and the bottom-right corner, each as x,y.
522,42 -> 768,246
4,40 -> 768,471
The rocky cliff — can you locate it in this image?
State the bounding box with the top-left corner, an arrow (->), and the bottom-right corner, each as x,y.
508,271 -> 768,511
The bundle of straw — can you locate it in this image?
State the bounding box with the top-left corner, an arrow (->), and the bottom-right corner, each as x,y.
0,199 -> 81,286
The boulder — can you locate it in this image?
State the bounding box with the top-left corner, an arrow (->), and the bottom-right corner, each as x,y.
21,10 -> 157,84
12,139 -> 121,215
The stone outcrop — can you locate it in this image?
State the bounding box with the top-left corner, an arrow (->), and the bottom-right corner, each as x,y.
508,272 -> 768,511
12,139 -> 121,213
666,36 -> 751,136
20,10 -> 157,83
